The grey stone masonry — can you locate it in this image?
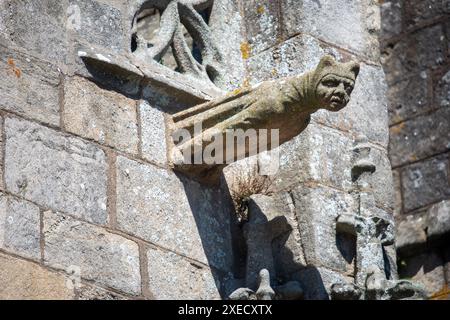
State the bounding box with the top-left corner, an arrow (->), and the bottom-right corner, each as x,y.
281,0 -> 381,61
5,117 -> 108,225
116,156 -> 233,272
68,0 -> 126,54
389,107 -> 450,168
0,44 -> 61,126
147,247 -> 221,300
0,193 -> 41,261
43,211 -> 141,295
63,76 -> 139,155
241,0 -> 281,56
400,155 -> 450,213
382,0 -> 450,299
5,0 -> 69,65
139,101 -> 167,166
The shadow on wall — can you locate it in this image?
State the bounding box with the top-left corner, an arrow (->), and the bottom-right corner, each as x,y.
175,171 -> 237,299
249,200 -> 329,300
174,169 -> 330,300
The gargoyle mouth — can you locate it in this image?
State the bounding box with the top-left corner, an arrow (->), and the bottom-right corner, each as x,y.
331,96 -> 343,104
329,96 -> 346,109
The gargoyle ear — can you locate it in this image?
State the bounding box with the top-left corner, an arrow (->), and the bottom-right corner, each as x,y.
349,62 -> 360,78
318,55 -> 336,68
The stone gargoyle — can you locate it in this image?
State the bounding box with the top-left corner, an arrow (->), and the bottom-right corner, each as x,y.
171,55 -> 360,177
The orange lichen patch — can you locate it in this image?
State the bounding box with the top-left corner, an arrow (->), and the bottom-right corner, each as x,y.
430,284 -> 450,300
257,5 -> 265,15
7,58 -> 21,78
240,42 -> 251,60
390,122 -> 405,135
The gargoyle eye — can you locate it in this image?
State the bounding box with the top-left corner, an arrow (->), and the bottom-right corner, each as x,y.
322,79 -> 337,87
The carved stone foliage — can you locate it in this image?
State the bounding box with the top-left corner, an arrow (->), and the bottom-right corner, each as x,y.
131,0 -> 224,87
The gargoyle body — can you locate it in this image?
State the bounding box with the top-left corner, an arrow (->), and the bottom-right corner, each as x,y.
172,55 -> 360,165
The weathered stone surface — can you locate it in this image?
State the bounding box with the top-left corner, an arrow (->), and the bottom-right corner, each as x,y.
292,266 -> 353,300
390,108 -> 450,168
414,24 -> 448,71
247,34 -> 342,85
209,0 -> 246,90
435,70 -> 450,108
68,0 -> 126,53
0,45 -> 60,126
392,169 -> 402,219
382,24 -> 447,85
77,283 -> 127,300
380,0 -> 403,39
275,123 -> 353,192
43,211 -> 141,295
395,214 -> 427,254
140,101 -> 167,165
274,122 -> 393,210
399,251 -> 446,296
0,117 -> 3,191
444,248 -> 450,288
404,0 -> 450,26
63,76 -> 139,154
353,145 -> 396,211
241,0 -> 280,56
387,73 -> 430,125
0,1 -> 9,40
5,117 -> 108,225
0,193 -> 40,261
426,200 -> 450,241
281,0 -> 380,60
313,64 -> 390,148
7,0 -> 68,64
244,193 -> 306,288
116,156 -> 233,271
292,185 -> 356,274
401,155 -> 450,212
0,252 -> 74,300
381,40 -> 416,86
147,247 -> 221,300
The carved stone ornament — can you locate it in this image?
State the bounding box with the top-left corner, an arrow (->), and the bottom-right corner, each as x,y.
131,0 -> 224,87
330,136 -> 427,300
170,55 -> 360,180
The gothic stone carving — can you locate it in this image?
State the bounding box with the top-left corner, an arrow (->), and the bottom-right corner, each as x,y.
171,55 -> 360,169
131,0 -> 224,87
331,136 -> 427,300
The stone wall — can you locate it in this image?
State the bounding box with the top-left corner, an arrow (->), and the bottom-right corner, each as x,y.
225,0 -> 395,299
380,0 -> 450,299
0,0 -> 238,300
0,0 -> 394,300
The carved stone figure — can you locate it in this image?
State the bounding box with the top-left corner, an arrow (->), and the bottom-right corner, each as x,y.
172,55 -> 360,166
229,268 -> 303,301
331,136 -> 427,300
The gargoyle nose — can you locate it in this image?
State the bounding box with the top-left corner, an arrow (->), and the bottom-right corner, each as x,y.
335,83 -> 346,96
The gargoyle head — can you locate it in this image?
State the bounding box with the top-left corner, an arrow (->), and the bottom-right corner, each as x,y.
313,55 -> 360,112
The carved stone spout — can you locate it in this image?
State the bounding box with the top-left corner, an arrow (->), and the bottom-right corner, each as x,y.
170,55 -> 360,178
